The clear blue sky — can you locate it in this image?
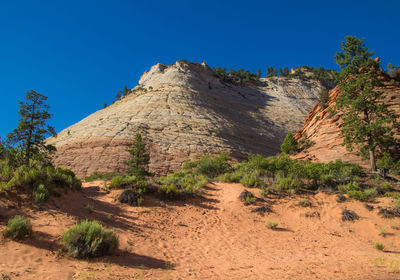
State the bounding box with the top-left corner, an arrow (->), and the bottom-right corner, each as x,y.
1,0 -> 399,138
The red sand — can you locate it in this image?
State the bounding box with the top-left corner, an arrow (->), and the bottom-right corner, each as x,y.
1,182 -> 400,279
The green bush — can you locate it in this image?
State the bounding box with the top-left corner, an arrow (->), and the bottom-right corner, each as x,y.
110,175 -> 124,188
338,181 -> 360,193
346,187 -> 377,202
377,152 -> 394,177
3,215 -> 32,240
384,192 -> 400,200
216,171 -> 243,183
395,200 -> 400,210
195,153 -> 232,178
239,173 -> 261,188
245,196 -> 257,205
393,160 -> 400,175
374,242 -> 385,251
85,172 -> 115,182
243,154 -> 272,171
266,221 -> 278,229
280,131 -> 298,154
47,167 -> 81,190
160,184 -> 180,199
33,184 -> 49,203
158,171 -> 208,196
337,181 -> 378,201
380,182 -> 392,192
0,161 -> 81,201
346,190 -> 368,201
63,220 -> 118,258
276,177 -> 303,191
109,175 -> 148,190
161,153 -> 364,197
228,154 -> 362,191
183,153 -> 232,178
364,188 -> 378,198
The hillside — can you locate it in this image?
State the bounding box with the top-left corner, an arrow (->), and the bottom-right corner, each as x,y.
295,72 -> 400,168
47,60 -> 329,178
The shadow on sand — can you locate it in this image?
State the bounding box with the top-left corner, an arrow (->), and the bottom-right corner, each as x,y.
20,230 -> 169,270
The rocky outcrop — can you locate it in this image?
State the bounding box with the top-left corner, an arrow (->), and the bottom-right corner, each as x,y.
295,73 -> 400,168
47,60 -> 328,178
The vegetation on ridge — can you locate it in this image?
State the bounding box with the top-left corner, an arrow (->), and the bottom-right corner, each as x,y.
212,65 -> 336,86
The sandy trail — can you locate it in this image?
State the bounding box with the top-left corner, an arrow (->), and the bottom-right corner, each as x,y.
1,182 -> 400,279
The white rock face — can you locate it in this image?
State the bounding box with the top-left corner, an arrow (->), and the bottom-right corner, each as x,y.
47,60 -> 327,177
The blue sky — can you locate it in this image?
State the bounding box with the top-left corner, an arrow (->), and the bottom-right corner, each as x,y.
1,0 -> 399,138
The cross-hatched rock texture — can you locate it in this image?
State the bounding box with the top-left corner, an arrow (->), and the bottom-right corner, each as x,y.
295,73 -> 400,168
47,60 -> 328,178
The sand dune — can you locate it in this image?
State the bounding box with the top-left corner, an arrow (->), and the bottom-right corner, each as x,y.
1,182 -> 400,279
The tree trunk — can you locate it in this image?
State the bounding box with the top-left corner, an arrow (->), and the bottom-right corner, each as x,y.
369,149 -> 377,173
25,103 -> 35,166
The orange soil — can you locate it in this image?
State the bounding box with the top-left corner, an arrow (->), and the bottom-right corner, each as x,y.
1,182 -> 400,279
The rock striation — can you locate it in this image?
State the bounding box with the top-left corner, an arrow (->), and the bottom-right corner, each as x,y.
47,60 -> 328,178
295,73 -> 400,168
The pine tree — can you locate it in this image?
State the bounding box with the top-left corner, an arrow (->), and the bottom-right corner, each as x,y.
267,67 -> 277,77
123,86 -> 130,96
118,86 -> 130,97
281,131 -> 298,154
387,63 -> 400,80
125,133 -> 150,178
317,89 -> 330,108
377,152 -> 394,178
0,137 -> 5,160
7,90 -> 56,165
279,67 -> 289,77
256,68 -> 261,78
334,36 -> 398,172
334,36 -> 374,83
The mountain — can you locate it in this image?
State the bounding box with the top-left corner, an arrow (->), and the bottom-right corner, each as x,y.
295,71 -> 400,168
47,60 -> 329,178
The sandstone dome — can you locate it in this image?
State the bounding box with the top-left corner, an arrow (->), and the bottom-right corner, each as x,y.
47,60 -> 328,177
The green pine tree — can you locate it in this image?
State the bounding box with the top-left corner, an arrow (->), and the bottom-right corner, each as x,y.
267,67 -> 277,77
125,133 -> 150,178
334,36 -> 398,172
386,62 -> 400,80
117,86 -> 131,97
0,137 -> 5,160
279,67 -> 289,77
281,131 -> 298,154
7,90 -> 56,165
334,36 -> 374,83
318,89 -> 330,108
377,152 -> 394,178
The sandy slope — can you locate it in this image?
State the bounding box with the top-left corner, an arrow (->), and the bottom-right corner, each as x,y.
1,182 -> 400,279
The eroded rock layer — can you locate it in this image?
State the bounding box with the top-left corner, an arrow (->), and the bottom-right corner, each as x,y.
295,73 -> 400,168
47,61 -> 327,177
